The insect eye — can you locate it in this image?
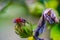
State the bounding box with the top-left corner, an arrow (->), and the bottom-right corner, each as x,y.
47,10 -> 51,16
14,18 -> 22,23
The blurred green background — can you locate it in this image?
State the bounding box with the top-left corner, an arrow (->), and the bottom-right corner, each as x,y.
0,0 -> 60,40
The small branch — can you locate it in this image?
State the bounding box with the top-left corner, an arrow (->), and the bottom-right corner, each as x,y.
0,0 -> 13,14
